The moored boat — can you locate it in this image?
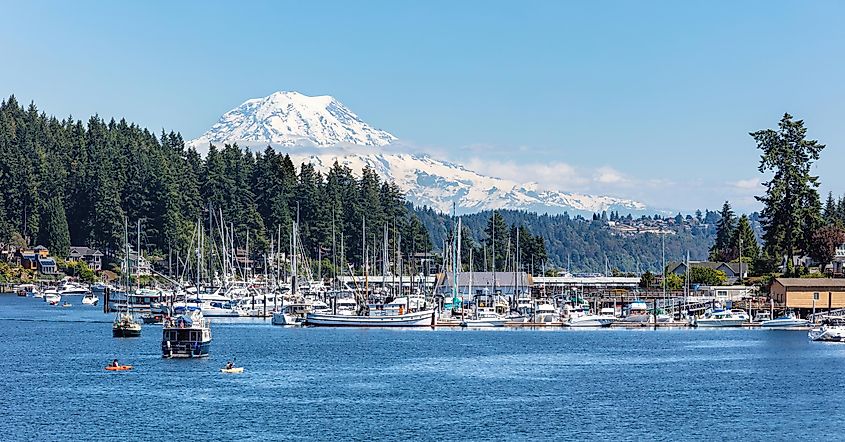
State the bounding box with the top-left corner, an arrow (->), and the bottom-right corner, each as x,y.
809,317 -> 845,342
693,309 -> 749,327
305,309 -> 436,327
761,311 -> 810,329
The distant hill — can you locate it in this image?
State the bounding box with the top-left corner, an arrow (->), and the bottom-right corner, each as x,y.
413,207 -> 717,273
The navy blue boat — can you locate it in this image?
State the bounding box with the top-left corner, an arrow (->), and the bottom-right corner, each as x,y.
161,306 -> 212,358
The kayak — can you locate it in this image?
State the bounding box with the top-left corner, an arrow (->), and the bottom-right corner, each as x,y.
220,367 -> 244,374
105,365 -> 133,371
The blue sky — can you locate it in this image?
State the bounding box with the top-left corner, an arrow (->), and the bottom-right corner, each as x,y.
2,0 -> 844,213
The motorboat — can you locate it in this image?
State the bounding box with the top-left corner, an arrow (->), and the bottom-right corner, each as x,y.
162,307 -> 212,358
13,283 -> 38,297
460,309 -> 508,327
693,309 -> 749,327
622,300 -> 651,323
271,301 -> 312,326
44,290 -> 61,306
82,293 -> 99,305
107,288 -> 165,313
761,311 -> 810,329
566,314 -> 616,327
187,294 -> 242,317
113,313 -> 142,337
534,302 -> 561,324
809,317 -> 845,342
58,281 -> 90,296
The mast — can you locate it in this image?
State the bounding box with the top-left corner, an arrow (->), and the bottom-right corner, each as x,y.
136,219 -> 141,293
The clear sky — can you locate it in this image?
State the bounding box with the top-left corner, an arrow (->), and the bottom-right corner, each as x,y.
2,0 -> 844,213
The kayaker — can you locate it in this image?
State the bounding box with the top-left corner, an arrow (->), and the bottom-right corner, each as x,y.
111,359 -> 119,368
225,360 -> 234,370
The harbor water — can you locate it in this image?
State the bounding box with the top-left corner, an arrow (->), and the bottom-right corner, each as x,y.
1,295 -> 844,441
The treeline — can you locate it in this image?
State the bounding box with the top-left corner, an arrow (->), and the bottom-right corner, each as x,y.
414,207 -> 714,273
0,96 -> 430,268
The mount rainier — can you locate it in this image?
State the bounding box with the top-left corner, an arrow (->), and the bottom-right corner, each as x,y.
188,91 -> 647,216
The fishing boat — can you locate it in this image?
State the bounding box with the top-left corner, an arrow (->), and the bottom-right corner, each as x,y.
809,317 -> 845,342
161,306 -> 212,358
692,309 -> 749,327
622,300 -> 651,323
534,301 -> 560,323
761,311 -> 810,329
271,301 -> 312,325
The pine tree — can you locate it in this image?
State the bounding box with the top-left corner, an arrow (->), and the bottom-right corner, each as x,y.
709,201 -> 736,261
751,113 -> 825,275
732,214 -> 759,263
37,196 -> 70,258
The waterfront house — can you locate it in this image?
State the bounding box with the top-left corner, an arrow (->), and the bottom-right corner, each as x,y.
127,247 -> 152,276
33,245 -> 50,258
770,278 -> 845,311
14,249 -> 38,270
37,256 -> 58,275
68,246 -> 104,271
831,243 -> 845,276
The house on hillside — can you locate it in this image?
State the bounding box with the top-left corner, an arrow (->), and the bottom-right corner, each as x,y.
32,245 -> 50,258
37,256 -> 58,275
68,246 -> 104,271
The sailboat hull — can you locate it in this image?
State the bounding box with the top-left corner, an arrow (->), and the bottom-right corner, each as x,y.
305,310 -> 436,327
113,327 -> 142,338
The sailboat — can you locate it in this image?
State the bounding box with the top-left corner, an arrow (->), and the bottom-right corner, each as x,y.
305,217 -> 436,327
113,219 -> 142,338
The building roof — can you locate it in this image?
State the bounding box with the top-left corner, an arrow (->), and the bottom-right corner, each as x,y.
69,246 -> 103,257
774,278 -> 845,289
37,257 -> 56,265
668,261 -> 748,274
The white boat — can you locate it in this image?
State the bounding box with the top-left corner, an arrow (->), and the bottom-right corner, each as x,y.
761,311 -> 810,329
162,307 -> 211,357
622,300 -> 651,323
809,317 -> 845,342
566,314 -> 615,327
82,293 -> 99,305
693,309 -> 749,327
305,309 -> 436,327
58,282 -> 90,296
534,302 -> 561,323
271,301 -> 312,326
461,310 -> 508,327
187,294 -> 242,317
44,290 -> 61,305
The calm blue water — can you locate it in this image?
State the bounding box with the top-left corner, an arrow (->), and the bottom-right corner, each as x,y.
1,294 -> 844,441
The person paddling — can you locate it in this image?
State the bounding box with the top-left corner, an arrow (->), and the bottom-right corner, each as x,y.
225,360 -> 234,370
112,359 -> 119,368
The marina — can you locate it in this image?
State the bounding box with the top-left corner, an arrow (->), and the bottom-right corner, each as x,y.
2,293 -> 845,441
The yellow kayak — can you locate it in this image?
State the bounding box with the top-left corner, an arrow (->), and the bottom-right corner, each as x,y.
220,367 -> 244,374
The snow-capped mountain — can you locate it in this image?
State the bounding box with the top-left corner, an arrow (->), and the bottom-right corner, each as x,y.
188,91 -> 647,215
190,91 -> 396,148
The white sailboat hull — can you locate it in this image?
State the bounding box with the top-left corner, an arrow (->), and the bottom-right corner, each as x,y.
305,310 -> 436,327
809,326 -> 845,342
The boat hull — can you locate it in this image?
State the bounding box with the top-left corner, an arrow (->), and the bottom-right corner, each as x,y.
566,316 -> 615,327
694,319 -> 745,327
305,310 -> 436,327
162,340 -> 212,358
113,327 -> 142,338
761,319 -> 810,329
809,327 -> 845,342
460,318 -> 508,327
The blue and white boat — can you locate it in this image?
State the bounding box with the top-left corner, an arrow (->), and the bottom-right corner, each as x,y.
161,307 -> 212,358
760,311 -> 810,329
